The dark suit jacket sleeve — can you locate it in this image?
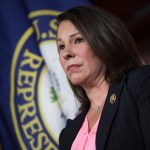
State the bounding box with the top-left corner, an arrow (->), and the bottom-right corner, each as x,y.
128,65 -> 150,150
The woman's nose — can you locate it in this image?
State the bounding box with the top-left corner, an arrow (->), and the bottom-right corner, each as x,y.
62,47 -> 75,59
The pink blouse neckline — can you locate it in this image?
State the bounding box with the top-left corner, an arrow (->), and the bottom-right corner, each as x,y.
71,115 -> 100,150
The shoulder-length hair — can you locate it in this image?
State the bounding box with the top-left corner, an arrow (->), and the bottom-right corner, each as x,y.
56,6 -> 143,108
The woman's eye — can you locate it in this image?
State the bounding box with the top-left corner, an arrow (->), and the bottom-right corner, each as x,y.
75,38 -> 84,44
59,44 -> 65,50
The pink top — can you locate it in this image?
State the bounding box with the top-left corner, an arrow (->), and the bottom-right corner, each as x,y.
71,115 -> 100,150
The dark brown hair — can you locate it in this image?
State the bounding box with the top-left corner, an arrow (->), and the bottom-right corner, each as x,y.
57,6 -> 143,108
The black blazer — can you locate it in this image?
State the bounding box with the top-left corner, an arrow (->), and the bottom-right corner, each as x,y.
59,65 -> 150,150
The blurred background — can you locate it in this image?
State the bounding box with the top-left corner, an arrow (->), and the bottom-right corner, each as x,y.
91,0 -> 150,64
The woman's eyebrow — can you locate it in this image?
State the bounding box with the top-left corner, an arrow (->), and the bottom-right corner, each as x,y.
56,32 -> 80,42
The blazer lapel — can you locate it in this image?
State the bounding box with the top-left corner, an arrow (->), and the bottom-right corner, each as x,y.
96,78 -> 125,149
64,107 -> 88,150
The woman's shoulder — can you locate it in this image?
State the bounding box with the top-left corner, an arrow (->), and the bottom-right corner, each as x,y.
125,65 -> 150,103
128,65 -> 150,78
127,65 -> 150,86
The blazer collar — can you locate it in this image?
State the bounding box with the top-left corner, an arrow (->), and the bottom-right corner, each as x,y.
96,77 -> 125,149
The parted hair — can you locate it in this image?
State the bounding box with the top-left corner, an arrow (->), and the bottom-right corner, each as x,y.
56,6 -> 143,108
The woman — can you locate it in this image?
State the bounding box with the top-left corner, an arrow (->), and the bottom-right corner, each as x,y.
56,6 -> 150,150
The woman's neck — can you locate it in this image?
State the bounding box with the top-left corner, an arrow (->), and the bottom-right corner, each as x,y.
83,78 -> 109,108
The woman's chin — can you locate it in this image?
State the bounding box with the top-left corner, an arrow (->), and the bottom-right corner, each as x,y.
70,80 -> 81,85
69,78 -> 85,86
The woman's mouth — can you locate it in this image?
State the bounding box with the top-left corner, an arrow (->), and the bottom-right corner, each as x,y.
67,64 -> 81,71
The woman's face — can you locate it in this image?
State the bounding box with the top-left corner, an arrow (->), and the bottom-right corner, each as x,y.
57,20 -> 106,86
